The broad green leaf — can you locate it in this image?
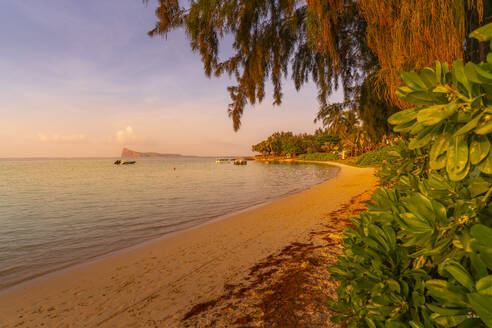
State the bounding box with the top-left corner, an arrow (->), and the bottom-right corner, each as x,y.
386,279 -> 400,293
450,160 -> 470,181
458,318 -> 484,328
433,85 -> 449,93
430,134 -> 450,160
399,212 -> 432,233
475,64 -> 492,83
427,303 -> 467,316
417,104 -> 456,126
382,225 -> 396,250
410,121 -> 426,135
405,91 -> 436,106
402,193 -> 436,225
476,247 -> 492,272
470,22 -> 492,42
388,107 -> 419,125
476,275 -> 492,295
420,68 -> 437,87
387,321 -> 407,328
465,62 -> 482,83
431,313 -> 467,327
467,293 -> 492,327
468,177 -> 490,197
470,253 -> 489,279
393,120 -> 417,133
396,86 -> 413,97
446,135 -> 469,181
453,59 -> 471,94
402,71 -> 427,90
453,229 -> 473,253
444,262 -> 474,292
365,318 -> 376,328
470,135 -> 490,165
443,62 -> 450,76
478,148 -> 492,174
471,224 -> 492,246
475,115 -> 492,135
436,61 -> 442,83
431,199 -> 448,224
409,321 -> 424,328
426,280 -> 468,306
367,224 -> 389,251
430,153 -> 447,170
454,114 -> 482,136
411,238 -> 451,257
409,126 -> 437,149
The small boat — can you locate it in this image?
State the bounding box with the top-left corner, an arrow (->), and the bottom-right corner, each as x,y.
216,158 -> 230,164
234,159 -> 247,165
114,160 -> 136,165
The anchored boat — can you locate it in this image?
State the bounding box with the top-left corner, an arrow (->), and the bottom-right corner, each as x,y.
114,160 -> 136,165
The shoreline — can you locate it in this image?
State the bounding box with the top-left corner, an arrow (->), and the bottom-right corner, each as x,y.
0,162 -> 339,295
0,162 -> 377,328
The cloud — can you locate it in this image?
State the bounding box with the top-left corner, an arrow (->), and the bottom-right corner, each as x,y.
38,133 -> 86,143
113,126 -> 150,145
115,126 -> 136,144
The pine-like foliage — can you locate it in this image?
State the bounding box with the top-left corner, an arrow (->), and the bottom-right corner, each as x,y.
358,0 -> 484,108
145,0 -> 370,131
144,0 -> 486,136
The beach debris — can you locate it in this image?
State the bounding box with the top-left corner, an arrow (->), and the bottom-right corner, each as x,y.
179,188 -> 376,328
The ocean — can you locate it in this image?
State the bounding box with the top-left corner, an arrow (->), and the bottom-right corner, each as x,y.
0,158 -> 338,291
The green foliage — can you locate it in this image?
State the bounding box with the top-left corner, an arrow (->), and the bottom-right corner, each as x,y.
376,139 -> 429,187
355,145 -> 399,166
358,77 -> 400,141
329,23 -> 492,328
297,152 -> 338,162
147,0 -> 375,131
252,131 -> 339,156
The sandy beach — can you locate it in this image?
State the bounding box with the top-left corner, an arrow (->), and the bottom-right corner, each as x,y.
0,163 -> 377,328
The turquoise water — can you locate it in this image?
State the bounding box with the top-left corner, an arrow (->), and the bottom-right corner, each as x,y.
0,158 -> 338,290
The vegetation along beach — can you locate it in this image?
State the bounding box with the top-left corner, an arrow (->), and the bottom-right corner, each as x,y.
1,0 -> 492,327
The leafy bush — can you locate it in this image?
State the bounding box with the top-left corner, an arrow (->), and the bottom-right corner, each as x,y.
355,145 -> 399,166
329,23 -> 492,328
297,152 -> 338,161
376,139 -> 429,186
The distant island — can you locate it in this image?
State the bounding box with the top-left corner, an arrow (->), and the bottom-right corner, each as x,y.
121,148 -> 183,158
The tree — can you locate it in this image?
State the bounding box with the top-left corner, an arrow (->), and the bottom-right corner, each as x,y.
145,0 -> 486,134
145,0 -> 372,131
358,76 -> 399,141
358,0 -> 485,107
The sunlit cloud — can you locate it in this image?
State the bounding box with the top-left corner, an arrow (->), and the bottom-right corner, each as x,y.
38,133 -> 86,143
115,126 -> 136,144
112,126 -> 150,145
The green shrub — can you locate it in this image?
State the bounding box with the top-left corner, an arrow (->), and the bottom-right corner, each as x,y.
355,145 -> 399,166
329,23 -> 492,328
297,152 -> 338,161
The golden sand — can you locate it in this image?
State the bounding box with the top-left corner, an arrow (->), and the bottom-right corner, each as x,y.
0,163 -> 377,327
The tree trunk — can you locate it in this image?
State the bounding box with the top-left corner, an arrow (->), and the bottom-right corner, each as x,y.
478,41 -> 489,62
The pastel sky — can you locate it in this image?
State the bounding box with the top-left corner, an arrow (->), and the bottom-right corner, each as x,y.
0,0 -> 342,157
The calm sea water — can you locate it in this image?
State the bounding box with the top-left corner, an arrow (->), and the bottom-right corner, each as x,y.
0,158 -> 338,290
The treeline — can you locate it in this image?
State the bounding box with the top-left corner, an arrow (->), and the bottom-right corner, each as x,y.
251,130 -> 340,156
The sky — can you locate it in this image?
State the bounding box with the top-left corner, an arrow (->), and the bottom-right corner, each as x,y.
0,0 -> 343,157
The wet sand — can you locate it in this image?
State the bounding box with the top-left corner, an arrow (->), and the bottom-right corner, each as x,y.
0,163 -> 377,328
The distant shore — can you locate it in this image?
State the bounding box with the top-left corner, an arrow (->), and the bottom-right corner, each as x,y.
0,162 -> 377,328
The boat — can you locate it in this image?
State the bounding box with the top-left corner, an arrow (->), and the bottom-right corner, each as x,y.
114,160 -> 136,165
216,158 -> 231,164
233,159 -> 247,165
